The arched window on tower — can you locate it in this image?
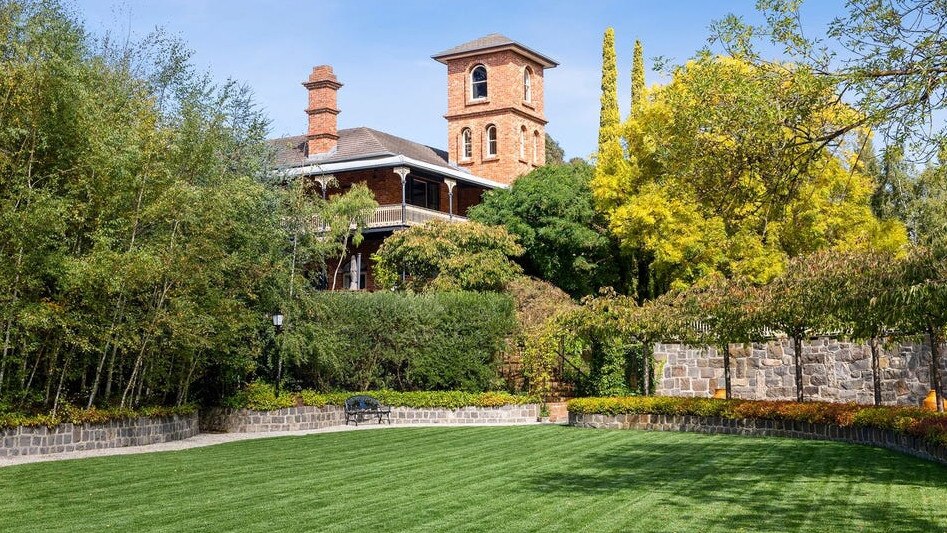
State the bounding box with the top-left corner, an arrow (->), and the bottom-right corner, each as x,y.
471,65 -> 488,100
486,125 -> 497,157
520,126 -> 527,160
524,67 -> 532,102
461,128 -> 472,160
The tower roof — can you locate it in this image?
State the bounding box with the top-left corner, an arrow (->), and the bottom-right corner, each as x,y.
432,33 -> 558,68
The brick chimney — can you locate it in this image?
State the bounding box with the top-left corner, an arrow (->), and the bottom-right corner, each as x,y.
303,65 -> 343,156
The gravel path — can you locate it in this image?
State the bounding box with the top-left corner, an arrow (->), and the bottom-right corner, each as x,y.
0,421 -> 543,468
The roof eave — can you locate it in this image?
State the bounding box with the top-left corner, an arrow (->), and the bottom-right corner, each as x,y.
432,44 -> 558,68
279,154 -> 509,190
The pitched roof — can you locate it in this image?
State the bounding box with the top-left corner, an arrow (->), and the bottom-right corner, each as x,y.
269,127 -> 451,170
432,33 -> 558,68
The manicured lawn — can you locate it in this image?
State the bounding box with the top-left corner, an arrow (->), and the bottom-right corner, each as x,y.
2,426 -> 947,532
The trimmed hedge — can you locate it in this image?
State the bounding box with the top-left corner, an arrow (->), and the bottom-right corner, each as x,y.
284,291 -> 516,392
0,404 -> 196,430
225,381 -> 538,412
568,396 -> 947,447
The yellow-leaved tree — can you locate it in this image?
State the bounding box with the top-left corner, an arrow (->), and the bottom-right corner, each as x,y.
593,53 -> 907,298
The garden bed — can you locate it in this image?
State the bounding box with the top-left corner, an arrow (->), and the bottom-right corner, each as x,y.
203,385 -> 541,432
568,396 -> 947,465
0,407 -> 198,458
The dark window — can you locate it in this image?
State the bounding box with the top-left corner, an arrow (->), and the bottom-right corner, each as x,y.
409,177 -> 440,210
486,125 -> 497,157
342,271 -> 367,290
471,66 -> 487,99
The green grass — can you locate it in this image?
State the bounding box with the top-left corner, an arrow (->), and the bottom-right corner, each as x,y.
2,426 -> 947,532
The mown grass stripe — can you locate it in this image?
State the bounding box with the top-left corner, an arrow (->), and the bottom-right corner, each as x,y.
2,426 -> 947,532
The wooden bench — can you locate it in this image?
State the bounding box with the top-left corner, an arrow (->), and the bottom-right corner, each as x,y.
344,395 -> 392,426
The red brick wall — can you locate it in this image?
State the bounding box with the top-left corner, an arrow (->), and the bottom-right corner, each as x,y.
320,169 -> 403,204
312,168 -> 486,216
315,169 -> 488,292
304,65 -> 342,155
443,50 -> 547,184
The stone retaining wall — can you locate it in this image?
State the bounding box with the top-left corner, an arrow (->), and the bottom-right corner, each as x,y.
0,414 -> 199,458
200,405 -> 341,433
570,412 -> 947,466
654,338 -> 947,405
201,404 -> 540,433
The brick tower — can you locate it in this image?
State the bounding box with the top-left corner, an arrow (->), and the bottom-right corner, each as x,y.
433,34 -> 558,185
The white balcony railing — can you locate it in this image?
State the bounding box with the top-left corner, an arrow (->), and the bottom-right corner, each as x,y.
366,204 -> 467,229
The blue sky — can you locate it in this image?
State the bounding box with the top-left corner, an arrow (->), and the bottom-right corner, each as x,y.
78,1 -> 842,160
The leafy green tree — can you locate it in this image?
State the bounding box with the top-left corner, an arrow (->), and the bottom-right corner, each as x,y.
865,143 -> 946,249
321,183 -> 378,290
906,160 -> 947,249
758,252 -> 838,402
892,246 -> 947,412
681,276 -> 762,399
826,250 -> 902,405
468,163 -> 624,297
593,54 -> 907,296
712,0 -> 947,157
598,27 -> 620,152
372,221 -> 524,293
0,0 -> 302,411
544,133 -> 565,165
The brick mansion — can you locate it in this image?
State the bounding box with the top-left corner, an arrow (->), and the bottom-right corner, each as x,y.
269,34 -> 558,290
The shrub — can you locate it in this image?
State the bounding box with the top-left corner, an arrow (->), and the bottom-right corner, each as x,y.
372,220 -> 524,292
282,291 -> 516,392
567,396 -> 947,447
0,404 -> 196,430
224,382 -> 538,411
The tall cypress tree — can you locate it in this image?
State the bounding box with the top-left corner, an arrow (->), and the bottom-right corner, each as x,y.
598,28 -> 619,152
631,39 -> 644,115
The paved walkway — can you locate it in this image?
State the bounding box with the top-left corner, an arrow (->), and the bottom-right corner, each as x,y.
0,421 -> 544,468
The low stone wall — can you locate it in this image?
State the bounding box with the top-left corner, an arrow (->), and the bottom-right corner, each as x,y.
654,338 -> 947,405
0,414 -> 199,458
201,404 -> 540,433
200,406 -> 341,433
570,412 -> 947,466
387,404 -> 539,424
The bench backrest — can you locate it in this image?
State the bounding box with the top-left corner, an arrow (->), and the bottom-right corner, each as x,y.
345,395 -> 381,411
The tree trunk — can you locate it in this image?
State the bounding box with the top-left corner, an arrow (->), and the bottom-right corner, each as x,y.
103,342 -> 119,403
643,344 -> 651,396
19,349 -> 43,409
722,343 -> 732,400
793,336 -> 804,402
43,345 -> 57,406
0,318 -> 11,397
870,337 -> 882,406
331,234 -> 351,291
0,246 -> 24,397
121,346 -> 146,408
52,352 -> 73,415
930,328 -> 943,413
87,348 -> 110,409
176,356 -> 198,406
87,299 -> 126,408
133,361 -> 147,407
